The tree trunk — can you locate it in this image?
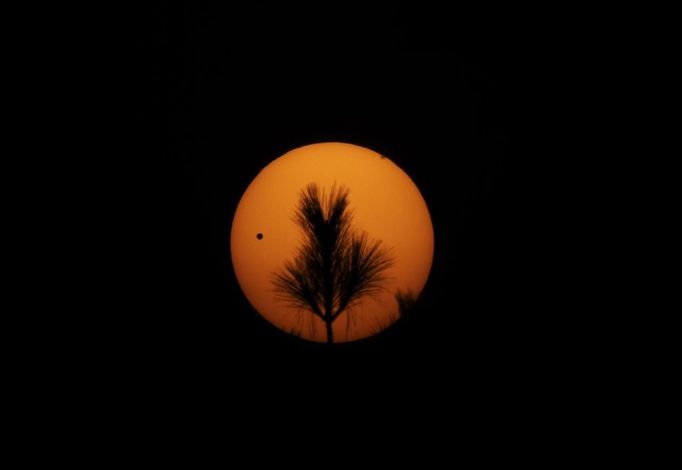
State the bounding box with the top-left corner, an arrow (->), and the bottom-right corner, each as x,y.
320,224 -> 335,344
325,316 -> 334,344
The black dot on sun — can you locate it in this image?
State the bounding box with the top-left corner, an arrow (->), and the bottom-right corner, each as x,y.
256,233 -> 263,240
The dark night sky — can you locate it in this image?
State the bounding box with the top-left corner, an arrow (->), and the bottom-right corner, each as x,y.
125,5 -> 578,412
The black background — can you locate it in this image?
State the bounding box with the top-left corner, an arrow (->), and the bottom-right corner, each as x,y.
126,5 -> 575,412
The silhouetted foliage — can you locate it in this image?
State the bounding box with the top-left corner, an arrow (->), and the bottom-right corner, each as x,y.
273,183 -> 394,343
395,288 -> 417,318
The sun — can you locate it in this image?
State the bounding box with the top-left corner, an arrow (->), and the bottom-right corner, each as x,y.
231,142 -> 434,343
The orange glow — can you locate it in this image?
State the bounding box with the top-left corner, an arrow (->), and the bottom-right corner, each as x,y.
231,143 -> 434,342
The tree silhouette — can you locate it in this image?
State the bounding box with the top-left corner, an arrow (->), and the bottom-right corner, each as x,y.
273,183 -> 394,343
395,288 -> 417,318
